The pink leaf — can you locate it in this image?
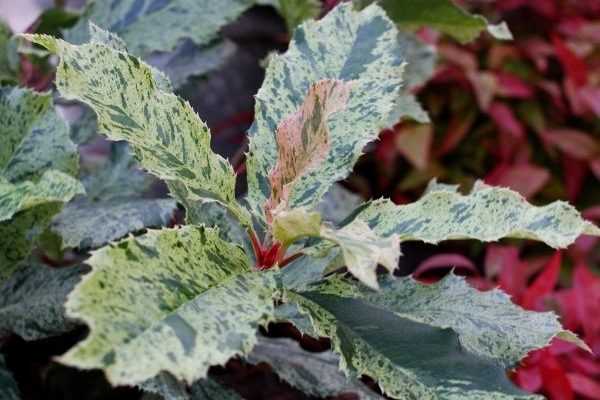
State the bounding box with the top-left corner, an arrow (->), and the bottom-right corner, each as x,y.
543,129 -> 599,160
485,163 -> 550,199
484,244 -> 520,280
414,253 -> 477,281
488,101 -> 525,139
467,70 -> 497,111
265,79 -> 353,219
580,86 -> 600,117
514,365 -> 543,393
562,155 -> 588,203
395,123 -> 433,170
540,352 -> 575,400
495,72 -> 535,99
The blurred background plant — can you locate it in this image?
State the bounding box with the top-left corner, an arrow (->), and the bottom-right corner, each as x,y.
2,0 -> 600,399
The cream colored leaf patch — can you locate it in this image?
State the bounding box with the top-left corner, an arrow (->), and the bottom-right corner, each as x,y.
60,226 -> 276,385
321,219 -> 400,290
272,208 -> 322,246
359,181 -> 600,248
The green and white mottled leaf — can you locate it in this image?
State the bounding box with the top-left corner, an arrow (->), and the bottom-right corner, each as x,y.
25,34 -> 251,227
361,0 -> 512,44
321,219 -> 400,289
50,198 -> 177,250
265,79 -> 353,218
358,181 -> 600,248
64,0 -> 256,57
247,336 -> 383,399
141,372 -> 243,400
1,86 -> 78,181
278,249 -> 342,292
60,226 -> 276,385
0,355 -> 19,400
0,203 -> 61,283
246,3 -> 405,223
258,0 -> 321,32
0,170 -> 83,222
0,262 -> 87,341
288,290 -> 539,399
313,273 -> 586,367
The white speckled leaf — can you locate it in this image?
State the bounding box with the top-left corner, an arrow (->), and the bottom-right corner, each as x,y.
266,79 -> 353,218
246,3 -> 405,223
0,355 -> 19,400
317,184 -> 363,225
25,34 -> 251,227
313,273 -> 586,367
60,226 -> 276,385
1,86 -> 78,182
0,262 -> 87,341
64,0 -> 255,57
0,20 -> 17,84
288,290 -> 540,399
50,198 -> 177,250
358,181 -> 600,248
247,336 -> 383,399
321,219 -> 400,289
364,0 -> 512,43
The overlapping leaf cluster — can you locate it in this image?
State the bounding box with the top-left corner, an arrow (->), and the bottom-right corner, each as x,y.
0,1 -> 599,399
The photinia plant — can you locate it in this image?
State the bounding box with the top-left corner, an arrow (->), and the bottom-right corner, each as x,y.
1,2 -> 597,399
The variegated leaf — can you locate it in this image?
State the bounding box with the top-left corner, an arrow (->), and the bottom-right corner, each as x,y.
0,20 -> 17,84
359,181 -> 600,248
246,3 -> 405,223
247,336 -> 383,399
1,86 -> 78,181
272,208 -> 322,246
0,355 -> 19,400
358,0 -> 512,43
25,34 -> 251,227
312,273 -> 587,367
288,290 -> 540,399
317,184 -> 363,225
278,249 -> 342,292
0,262 -> 87,341
50,198 -> 177,250
60,226 -> 276,385
64,0 -> 256,57
0,204 -> 61,283
265,79 -> 353,218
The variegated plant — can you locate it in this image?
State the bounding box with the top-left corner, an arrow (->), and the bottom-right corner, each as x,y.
18,2 -> 600,399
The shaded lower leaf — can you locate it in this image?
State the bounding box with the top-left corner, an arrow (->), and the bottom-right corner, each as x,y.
359,181 -> 600,248
141,371 -> 243,400
247,336 -> 383,399
50,198 -> 177,250
0,262 -> 87,341
289,291 -> 540,399
60,226 -> 275,385
0,355 -> 19,400
313,273 -> 586,367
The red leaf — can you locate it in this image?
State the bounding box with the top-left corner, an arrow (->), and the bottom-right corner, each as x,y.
514,365 -> 543,393
414,253 -> 477,282
436,110 -> 477,156
566,373 -> 600,399
570,354 -> 600,376
573,265 -> 600,352
488,101 -> 525,139
540,351 -> 575,400
521,251 -> 561,310
562,155 -> 588,203
552,34 -> 588,87
521,38 -> 554,73
580,86 -> 600,117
